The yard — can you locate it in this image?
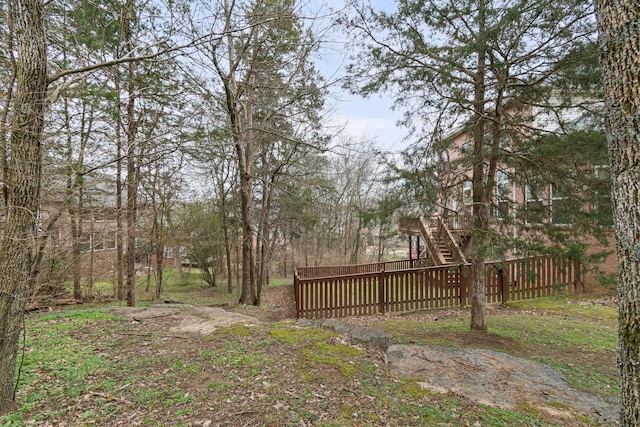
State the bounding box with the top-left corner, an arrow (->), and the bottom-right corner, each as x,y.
2,274 -> 619,426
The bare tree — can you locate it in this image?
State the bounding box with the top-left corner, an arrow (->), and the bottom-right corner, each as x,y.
188,0 -> 326,304
0,0 -> 205,411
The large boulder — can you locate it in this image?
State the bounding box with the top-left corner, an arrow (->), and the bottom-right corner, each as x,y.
386,344 -> 618,425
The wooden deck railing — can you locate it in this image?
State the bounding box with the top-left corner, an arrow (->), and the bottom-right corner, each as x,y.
295,259 -> 417,280
294,256 -> 580,319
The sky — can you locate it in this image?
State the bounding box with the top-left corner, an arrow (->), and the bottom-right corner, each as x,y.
325,91 -> 411,153
311,0 -> 414,154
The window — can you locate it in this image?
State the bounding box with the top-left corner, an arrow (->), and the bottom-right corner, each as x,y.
79,231 -> 116,252
525,180 -> 545,224
551,184 -> 572,225
47,227 -> 61,246
451,199 -> 460,229
462,180 -> 472,213
594,165 -> 613,227
79,233 -> 92,252
93,239 -> 105,251
495,170 -> 510,220
461,140 -> 472,154
102,231 -> 116,250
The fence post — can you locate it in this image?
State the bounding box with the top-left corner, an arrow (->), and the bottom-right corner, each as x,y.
294,272 -> 301,319
574,259 -> 583,295
378,267 -> 386,314
499,268 -> 508,305
459,264 -> 468,307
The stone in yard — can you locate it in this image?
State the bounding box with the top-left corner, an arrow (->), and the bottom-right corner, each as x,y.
322,319 -> 390,350
386,344 -> 618,425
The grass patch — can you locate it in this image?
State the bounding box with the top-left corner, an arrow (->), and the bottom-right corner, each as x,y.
268,277 -> 293,287
269,326 -> 366,380
3,293 -> 617,426
9,310 -> 126,423
374,297 -> 618,395
506,296 -> 617,321
269,327 -> 333,345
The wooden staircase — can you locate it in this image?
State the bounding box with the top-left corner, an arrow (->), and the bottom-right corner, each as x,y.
438,234 -> 456,264
400,216 -> 466,266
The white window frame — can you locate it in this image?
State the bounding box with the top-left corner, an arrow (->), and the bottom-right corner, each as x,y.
525,180 -> 545,224
462,180 -> 472,213
550,184 -> 571,226
80,231 -> 117,253
495,170 -> 510,220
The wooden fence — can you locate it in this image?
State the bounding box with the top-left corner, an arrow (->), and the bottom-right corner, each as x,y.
295,259 -> 417,279
294,256 -> 581,319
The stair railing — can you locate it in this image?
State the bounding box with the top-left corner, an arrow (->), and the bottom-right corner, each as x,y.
434,215 -> 467,263
419,216 -> 446,265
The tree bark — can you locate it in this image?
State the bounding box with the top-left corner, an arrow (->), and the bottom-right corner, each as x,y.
154,232 -> 164,300
0,0 -> 48,413
114,69 -> 126,300
469,0 -> 488,331
124,0 -> 137,307
0,71 -> 15,208
241,70 -> 257,305
216,0 -> 257,304
218,176 -> 233,294
596,1 -> 640,424
256,163 -> 274,306
175,246 -> 183,279
238,164 -> 255,304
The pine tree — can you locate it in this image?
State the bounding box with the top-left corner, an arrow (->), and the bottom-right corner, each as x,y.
344,0 -> 599,330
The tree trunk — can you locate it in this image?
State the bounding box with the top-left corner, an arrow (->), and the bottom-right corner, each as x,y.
124,0 -> 137,307
238,167 -> 255,304
283,233 -> 288,277
350,216 -> 363,264
0,58 -> 15,206
70,207 -> 83,299
236,71 -> 257,305
115,71 -> 125,300
175,246 -> 183,279
217,0 -> 256,304
469,0 -> 488,332
0,0 -> 47,413
256,157 -> 275,306
62,89 -> 88,301
596,1 -> 640,424
87,219 -> 95,298
154,245 -> 164,300
218,173 -> 233,293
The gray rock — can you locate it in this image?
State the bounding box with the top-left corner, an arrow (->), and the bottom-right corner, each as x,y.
322,319 -> 390,350
294,318 -> 317,328
386,344 -> 618,425
322,319 -> 355,334
171,306 -> 261,334
348,325 -> 390,350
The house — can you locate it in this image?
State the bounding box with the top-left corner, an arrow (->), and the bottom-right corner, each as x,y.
33,171 -> 153,297
400,101 -> 616,290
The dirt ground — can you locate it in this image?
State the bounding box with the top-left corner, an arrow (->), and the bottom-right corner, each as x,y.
15,285 -> 617,426
228,285 -> 299,321
107,285 -> 618,425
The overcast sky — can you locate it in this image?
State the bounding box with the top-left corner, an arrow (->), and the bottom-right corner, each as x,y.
312,0 -> 414,154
